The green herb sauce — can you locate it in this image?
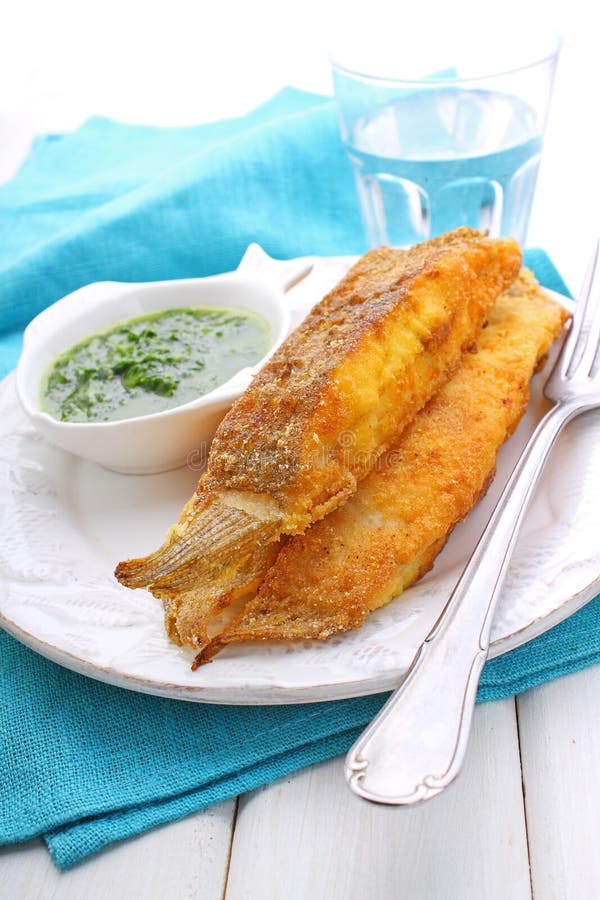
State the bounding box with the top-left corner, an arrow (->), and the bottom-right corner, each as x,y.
40,307 -> 271,423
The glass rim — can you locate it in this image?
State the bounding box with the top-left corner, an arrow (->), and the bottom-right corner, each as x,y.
329,30 -> 562,86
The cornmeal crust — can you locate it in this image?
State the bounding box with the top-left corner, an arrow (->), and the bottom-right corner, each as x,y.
197,269 -> 569,662
116,228 -> 522,649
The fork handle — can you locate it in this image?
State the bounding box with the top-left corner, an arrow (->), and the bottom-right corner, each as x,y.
345,400 -> 579,805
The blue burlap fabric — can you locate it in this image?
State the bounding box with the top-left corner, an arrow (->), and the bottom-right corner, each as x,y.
1,88 -> 598,868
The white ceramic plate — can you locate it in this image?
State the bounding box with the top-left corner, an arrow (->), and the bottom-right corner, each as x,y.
1,259 -> 599,704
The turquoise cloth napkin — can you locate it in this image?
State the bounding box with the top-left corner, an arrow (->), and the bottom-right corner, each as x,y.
0,88 -> 597,870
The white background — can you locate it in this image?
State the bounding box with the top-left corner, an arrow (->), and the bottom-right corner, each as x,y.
0,0 -> 598,285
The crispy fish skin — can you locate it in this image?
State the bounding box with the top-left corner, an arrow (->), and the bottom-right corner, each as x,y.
197,270 -> 569,662
115,228 -> 521,648
202,228 -> 521,526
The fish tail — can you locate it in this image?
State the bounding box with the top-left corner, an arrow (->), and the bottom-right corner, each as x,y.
115,494 -> 280,591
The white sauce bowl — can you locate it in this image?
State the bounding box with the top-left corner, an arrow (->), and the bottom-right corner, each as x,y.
16,245 -> 312,474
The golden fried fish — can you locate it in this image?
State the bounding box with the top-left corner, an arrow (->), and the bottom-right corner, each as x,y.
196,270 -> 569,663
115,228 -> 521,648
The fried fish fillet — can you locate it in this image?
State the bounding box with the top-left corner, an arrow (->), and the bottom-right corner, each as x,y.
115,228 -> 521,648
196,270 -> 569,663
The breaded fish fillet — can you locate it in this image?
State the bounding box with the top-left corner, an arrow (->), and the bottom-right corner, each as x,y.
196,270 -> 569,663
115,228 -> 521,648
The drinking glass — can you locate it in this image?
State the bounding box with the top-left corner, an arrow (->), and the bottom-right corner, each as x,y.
330,21 -> 560,247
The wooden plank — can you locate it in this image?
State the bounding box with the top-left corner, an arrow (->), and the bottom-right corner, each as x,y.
225,699 -> 531,900
0,800 -> 236,900
517,666 -> 600,900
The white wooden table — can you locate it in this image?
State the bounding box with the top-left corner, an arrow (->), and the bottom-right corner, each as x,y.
3,667 -> 600,899
1,2 -> 598,897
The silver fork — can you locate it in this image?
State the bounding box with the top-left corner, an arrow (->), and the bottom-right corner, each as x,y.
345,243 -> 600,806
